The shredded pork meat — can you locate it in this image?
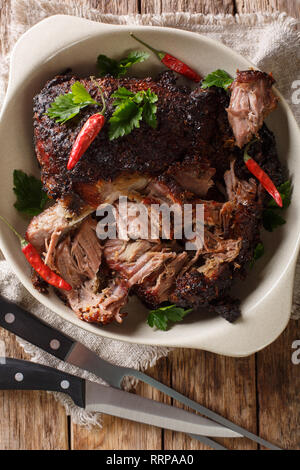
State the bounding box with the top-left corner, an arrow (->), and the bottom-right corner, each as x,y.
226,70 -> 278,148
53,217 -> 128,324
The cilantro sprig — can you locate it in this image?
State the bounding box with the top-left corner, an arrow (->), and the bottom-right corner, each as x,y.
147,304 -> 192,331
109,87 -> 158,140
201,69 -> 234,91
13,170 -> 48,216
97,51 -> 150,78
262,180 -> 292,232
46,82 -> 101,124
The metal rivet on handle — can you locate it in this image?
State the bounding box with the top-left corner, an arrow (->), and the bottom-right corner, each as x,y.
50,339 -> 60,350
5,313 -> 15,324
15,373 -> 24,382
60,380 -> 70,390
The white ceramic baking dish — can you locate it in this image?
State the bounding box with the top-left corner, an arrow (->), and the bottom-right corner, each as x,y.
0,15 -> 299,356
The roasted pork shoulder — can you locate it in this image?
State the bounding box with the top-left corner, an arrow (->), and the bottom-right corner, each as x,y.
27,70 -> 284,325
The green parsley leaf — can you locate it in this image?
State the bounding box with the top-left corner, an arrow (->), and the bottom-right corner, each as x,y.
132,91 -> 146,105
97,51 -> 149,78
97,55 -> 120,78
118,50 -> 150,73
250,242 -> 264,268
109,87 -> 158,140
263,209 -> 286,232
201,69 -> 234,91
111,87 -> 135,105
262,180 -> 292,232
46,82 -> 100,124
143,101 -> 157,129
13,170 -> 48,216
109,101 -> 143,140
70,82 -> 98,105
268,180 -> 292,210
46,93 -> 83,124
142,89 -> 158,128
143,89 -> 159,104
147,311 -> 168,331
147,305 -> 192,331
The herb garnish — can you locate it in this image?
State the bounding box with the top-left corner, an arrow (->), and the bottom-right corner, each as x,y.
262,180 -> 292,232
97,51 -> 150,78
249,182 -> 291,264
109,87 -> 158,140
262,210 -> 286,232
47,82 -> 158,140
201,69 -> 234,91
147,304 -> 192,331
13,170 -> 48,216
267,180 -> 292,210
250,242 -> 265,268
46,82 -> 101,124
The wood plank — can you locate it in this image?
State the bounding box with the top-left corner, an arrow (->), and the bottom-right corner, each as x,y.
0,330 -> 69,450
235,0 -> 300,19
163,349 -> 257,450
71,357 -> 170,449
61,0 -> 139,14
141,0 -> 235,14
256,320 -> 300,450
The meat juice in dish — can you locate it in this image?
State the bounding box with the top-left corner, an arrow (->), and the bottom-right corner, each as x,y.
24,65 -> 285,328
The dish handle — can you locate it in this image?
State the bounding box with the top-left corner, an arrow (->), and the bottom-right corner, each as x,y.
5,15 -> 113,104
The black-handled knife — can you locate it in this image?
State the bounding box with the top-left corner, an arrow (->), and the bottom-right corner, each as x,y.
0,357 -> 85,406
0,357 -> 236,445
0,296 -> 280,450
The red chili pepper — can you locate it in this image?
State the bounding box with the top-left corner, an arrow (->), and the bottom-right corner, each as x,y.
130,32 -> 202,83
67,113 -> 105,170
244,142 -> 283,208
67,80 -> 106,171
0,216 -> 72,291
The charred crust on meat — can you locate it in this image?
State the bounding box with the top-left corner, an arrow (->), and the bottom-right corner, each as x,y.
233,69 -> 275,86
33,73 -> 233,201
34,73 -> 188,187
170,265 -> 233,308
133,284 -> 161,309
208,297 -> 241,323
31,270 -> 49,294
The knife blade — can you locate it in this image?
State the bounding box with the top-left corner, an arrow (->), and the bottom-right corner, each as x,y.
0,357 -> 237,439
0,296 -> 281,449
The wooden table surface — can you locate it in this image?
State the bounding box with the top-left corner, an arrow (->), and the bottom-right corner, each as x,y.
0,0 -> 299,451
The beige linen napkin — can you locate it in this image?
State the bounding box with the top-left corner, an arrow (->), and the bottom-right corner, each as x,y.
0,0 -> 299,426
